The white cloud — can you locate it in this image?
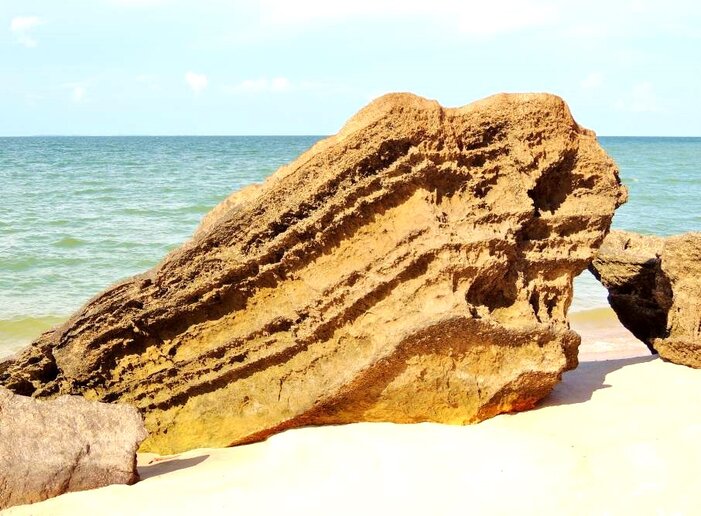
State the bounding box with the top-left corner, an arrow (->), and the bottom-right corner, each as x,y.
615,82 -> 662,113
185,71 -> 209,94
10,16 -> 43,32
269,77 -> 291,92
581,72 -> 604,90
9,16 -> 44,48
258,0 -> 559,36
456,1 -> 558,36
61,80 -> 92,103
228,76 -> 293,94
72,86 -> 87,103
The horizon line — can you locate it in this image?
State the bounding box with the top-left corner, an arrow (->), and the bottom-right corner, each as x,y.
1,134 -> 700,138
0,134 -> 329,138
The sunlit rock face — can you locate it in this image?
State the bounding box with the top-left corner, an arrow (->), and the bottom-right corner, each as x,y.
0,92 -> 626,453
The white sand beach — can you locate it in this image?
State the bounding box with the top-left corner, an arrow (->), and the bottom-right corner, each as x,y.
5,310 -> 701,516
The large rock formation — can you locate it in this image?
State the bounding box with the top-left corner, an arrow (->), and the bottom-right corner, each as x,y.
591,230 -> 701,367
0,387 -> 146,510
0,93 -> 626,453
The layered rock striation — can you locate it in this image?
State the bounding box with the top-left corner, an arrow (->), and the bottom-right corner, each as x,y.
591,230 -> 701,367
0,387 -> 146,510
0,93 -> 626,453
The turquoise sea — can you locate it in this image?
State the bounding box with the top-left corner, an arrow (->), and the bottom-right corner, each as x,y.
1,136 -> 699,357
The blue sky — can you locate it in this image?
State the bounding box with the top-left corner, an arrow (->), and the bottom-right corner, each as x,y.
2,0 -> 700,136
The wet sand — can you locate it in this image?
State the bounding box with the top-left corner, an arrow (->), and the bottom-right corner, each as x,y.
571,306 -> 652,361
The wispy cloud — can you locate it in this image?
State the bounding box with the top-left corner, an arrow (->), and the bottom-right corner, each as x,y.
456,1 -> 558,36
10,16 -> 45,48
258,0 -> 559,36
185,71 -> 209,94
61,81 -> 91,104
72,86 -> 87,103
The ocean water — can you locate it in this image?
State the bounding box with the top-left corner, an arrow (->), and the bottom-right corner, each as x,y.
1,136 -> 699,356
572,137 -> 701,311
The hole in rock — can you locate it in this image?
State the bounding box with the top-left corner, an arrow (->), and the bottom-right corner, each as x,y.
570,269 -> 652,362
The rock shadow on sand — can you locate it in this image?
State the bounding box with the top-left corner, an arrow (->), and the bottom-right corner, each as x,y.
541,355 -> 657,407
138,454 -> 210,480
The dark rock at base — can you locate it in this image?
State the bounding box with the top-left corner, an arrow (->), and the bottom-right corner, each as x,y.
0,387 -> 147,510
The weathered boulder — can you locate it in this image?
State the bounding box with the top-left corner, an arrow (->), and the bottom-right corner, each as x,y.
591,230 -> 701,367
0,93 -> 626,453
589,231 -> 668,352
0,387 -> 146,510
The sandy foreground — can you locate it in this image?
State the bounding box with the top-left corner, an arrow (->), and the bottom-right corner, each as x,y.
5,308 -> 701,515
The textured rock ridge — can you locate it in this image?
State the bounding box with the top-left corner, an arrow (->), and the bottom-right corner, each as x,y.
0,93 -> 626,453
591,230 -> 701,367
0,387 -> 146,510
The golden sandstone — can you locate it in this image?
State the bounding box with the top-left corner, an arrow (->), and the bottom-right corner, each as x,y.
0,93 -> 626,453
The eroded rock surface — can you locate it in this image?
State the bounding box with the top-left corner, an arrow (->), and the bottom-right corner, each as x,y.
591,230 -> 701,367
0,387 -> 146,510
0,93 -> 626,453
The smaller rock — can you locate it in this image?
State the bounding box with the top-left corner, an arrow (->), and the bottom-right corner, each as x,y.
0,387 -> 147,510
590,230 -> 701,367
